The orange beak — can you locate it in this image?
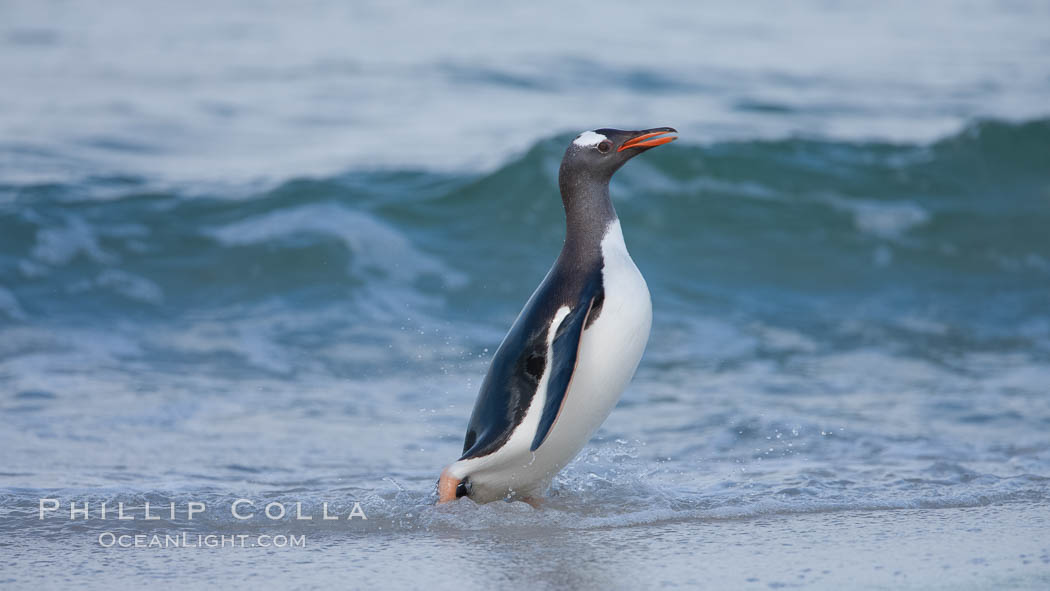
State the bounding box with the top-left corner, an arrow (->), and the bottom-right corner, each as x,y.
437,468 -> 461,504
618,129 -> 678,152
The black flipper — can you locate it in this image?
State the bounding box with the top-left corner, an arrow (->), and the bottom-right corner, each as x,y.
459,262 -> 605,462
529,293 -> 600,452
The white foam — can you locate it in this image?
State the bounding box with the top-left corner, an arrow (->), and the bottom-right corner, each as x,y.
93,269 -> 164,305
0,286 -> 27,321
206,202 -> 466,288
30,216 -> 115,267
572,131 -> 607,147
823,196 -> 931,239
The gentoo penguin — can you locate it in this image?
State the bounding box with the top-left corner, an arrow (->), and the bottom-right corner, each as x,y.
438,127 -> 677,505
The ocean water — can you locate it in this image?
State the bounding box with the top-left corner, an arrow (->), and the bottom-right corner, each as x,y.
2,1 -> 1050,588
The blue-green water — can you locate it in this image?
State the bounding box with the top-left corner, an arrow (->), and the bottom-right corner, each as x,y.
2,1 -> 1050,589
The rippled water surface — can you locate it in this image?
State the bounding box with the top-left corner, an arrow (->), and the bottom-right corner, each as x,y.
2,1 -> 1049,589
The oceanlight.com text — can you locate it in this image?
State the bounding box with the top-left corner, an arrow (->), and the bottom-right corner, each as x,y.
97,532 -> 307,549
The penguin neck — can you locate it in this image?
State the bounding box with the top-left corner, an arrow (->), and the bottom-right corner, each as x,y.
559,177 -> 618,262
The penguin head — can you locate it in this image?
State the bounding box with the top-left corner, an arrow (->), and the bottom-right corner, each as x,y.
560,127 -> 677,182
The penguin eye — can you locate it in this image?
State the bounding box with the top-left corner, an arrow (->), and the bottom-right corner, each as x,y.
596,140 -> 612,153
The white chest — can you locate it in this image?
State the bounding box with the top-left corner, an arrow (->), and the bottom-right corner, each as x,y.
572,219 -> 652,410
593,219 -> 653,347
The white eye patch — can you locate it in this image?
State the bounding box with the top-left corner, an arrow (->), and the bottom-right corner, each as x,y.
573,131 -> 608,147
